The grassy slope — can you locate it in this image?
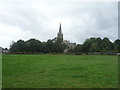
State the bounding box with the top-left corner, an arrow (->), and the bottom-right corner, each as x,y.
2,55 -> 118,88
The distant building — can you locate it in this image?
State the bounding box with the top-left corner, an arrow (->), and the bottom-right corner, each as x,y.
53,23 -> 76,52
57,23 -> 63,43
63,40 -> 76,49
1,48 -> 9,54
117,53 -> 120,55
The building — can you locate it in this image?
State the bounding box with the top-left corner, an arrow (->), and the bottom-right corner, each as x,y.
0,47 -> 9,54
57,23 -> 63,43
63,40 -> 76,49
2,48 -> 9,54
55,23 -> 76,51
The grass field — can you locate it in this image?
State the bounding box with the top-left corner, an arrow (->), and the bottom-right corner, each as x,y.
2,54 -> 118,88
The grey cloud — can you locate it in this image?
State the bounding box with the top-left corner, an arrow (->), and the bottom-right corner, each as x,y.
0,2 -> 118,48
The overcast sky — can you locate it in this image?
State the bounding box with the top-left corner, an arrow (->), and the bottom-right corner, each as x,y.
0,0 -> 118,48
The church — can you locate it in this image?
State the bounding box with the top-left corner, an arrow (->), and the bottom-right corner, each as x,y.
53,23 -> 76,52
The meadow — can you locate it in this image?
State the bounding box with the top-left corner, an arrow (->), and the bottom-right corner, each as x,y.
2,54 -> 118,88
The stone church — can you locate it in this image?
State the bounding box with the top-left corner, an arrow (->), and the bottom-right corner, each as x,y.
53,23 -> 76,52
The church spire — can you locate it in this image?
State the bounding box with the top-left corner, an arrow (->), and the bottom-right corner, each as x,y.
57,22 -> 63,43
59,23 -> 62,34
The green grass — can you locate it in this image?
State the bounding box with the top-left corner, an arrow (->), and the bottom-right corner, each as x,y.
2,54 -> 118,88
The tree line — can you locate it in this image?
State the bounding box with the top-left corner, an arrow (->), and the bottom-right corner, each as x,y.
9,37 -> 120,54
70,37 -> 120,54
9,38 -> 66,54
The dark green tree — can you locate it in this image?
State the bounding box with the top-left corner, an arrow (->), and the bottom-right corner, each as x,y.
46,39 -> 55,53
9,40 -> 26,53
26,39 -> 42,52
75,44 -> 83,52
113,39 -> 120,53
101,37 -> 113,53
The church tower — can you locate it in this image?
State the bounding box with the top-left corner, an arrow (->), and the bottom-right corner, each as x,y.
57,23 -> 63,43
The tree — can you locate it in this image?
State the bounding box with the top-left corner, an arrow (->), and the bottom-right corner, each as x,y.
53,42 -> 66,53
9,40 -> 26,53
90,43 -> 98,52
9,41 -> 17,52
75,44 -> 83,52
113,39 -> 120,53
82,37 -> 96,53
16,40 -> 26,52
26,38 -> 42,52
101,37 -> 113,53
9,37 -> 118,54
46,39 -> 55,53
95,37 -> 102,52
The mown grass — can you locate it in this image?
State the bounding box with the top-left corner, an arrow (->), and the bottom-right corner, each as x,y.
2,54 -> 118,88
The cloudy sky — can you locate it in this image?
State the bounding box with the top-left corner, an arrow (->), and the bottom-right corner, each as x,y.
0,0 -> 118,48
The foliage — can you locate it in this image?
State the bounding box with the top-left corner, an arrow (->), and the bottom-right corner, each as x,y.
75,37 -> 120,54
9,37 -> 120,54
9,38 -> 66,53
113,39 -> 120,53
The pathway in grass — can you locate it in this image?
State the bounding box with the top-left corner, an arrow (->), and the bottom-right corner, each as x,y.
2,55 -> 118,88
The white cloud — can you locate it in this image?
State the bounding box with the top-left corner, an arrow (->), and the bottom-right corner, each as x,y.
0,23 -> 35,48
0,1 -> 118,48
